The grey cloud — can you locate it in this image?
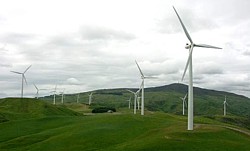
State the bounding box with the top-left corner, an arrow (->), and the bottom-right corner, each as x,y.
196,63 -> 223,75
80,26 -> 136,41
243,50 -> 250,56
0,33 -> 37,44
0,63 -> 12,68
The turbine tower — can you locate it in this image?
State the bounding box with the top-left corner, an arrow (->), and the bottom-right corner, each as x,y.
137,96 -> 141,110
173,6 -> 222,130
223,95 -> 228,116
135,60 -> 155,115
180,93 -> 187,115
10,65 -> 32,98
89,92 -> 93,105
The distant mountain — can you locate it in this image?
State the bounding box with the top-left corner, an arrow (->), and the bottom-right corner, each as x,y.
144,83 -> 250,117
41,83 -> 250,117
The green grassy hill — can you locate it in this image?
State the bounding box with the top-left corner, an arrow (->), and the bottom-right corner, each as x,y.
41,83 -> 250,118
0,96 -> 250,150
0,112 -> 249,151
0,98 -> 81,122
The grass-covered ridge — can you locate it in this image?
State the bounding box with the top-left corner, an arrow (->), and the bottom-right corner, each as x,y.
0,98 -> 81,121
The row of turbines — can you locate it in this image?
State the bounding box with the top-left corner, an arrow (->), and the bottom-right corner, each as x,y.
10,65 -> 94,105
9,6 -> 224,131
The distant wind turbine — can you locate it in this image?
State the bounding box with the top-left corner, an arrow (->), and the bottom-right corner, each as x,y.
127,82 -> 142,114
60,89 -> 65,104
180,93 -> 187,115
77,93 -> 80,103
51,85 -> 57,105
33,83 -> 47,99
223,96 -> 228,116
173,6 -> 222,130
135,60 -> 156,115
10,65 -> 32,98
127,88 -> 141,114
89,92 -> 93,105
126,97 -> 131,109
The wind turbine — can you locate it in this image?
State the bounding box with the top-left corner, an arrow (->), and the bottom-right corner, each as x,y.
135,60 -> 156,115
180,93 -> 187,115
89,92 -> 93,105
127,88 -> 141,114
33,83 -> 47,99
60,89 -> 65,104
76,93 -> 80,103
173,6 -> 222,130
223,95 -> 228,116
10,65 -> 32,98
126,97 -> 131,109
51,85 -> 57,105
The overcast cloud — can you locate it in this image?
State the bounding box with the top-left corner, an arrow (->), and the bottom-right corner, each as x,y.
1,0 -> 250,98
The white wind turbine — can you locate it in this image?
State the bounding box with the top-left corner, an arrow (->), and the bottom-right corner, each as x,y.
89,92 -> 93,105
33,83 -> 47,99
76,93 -> 80,103
51,85 -> 57,105
180,93 -> 187,115
126,97 -> 131,109
60,89 -> 65,104
173,6 -> 222,130
10,65 -> 32,98
127,88 -> 141,114
135,60 -> 155,115
223,95 -> 228,116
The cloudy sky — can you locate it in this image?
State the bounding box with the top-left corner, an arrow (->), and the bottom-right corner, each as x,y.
1,0 -> 250,98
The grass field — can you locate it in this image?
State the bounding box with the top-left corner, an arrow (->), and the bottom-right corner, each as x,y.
0,98 -> 250,151
1,111 -> 250,151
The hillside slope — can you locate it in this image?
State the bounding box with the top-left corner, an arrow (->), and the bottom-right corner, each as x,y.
0,112 -> 249,151
41,83 -> 250,117
0,98 -> 81,122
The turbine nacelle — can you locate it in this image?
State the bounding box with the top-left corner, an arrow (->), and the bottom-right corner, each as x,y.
185,43 -> 191,49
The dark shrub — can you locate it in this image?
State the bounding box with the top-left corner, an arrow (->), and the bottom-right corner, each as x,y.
92,107 -> 116,113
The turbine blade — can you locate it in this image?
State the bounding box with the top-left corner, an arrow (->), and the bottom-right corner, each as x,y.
195,44 -> 222,49
135,60 -> 144,77
184,93 -> 187,100
184,100 -> 187,107
137,81 -> 143,93
33,83 -> 38,90
10,71 -> 22,74
24,65 -> 32,73
173,6 -> 193,44
127,89 -> 135,94
23,74 -> 28,85
181,46 -> 194,81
